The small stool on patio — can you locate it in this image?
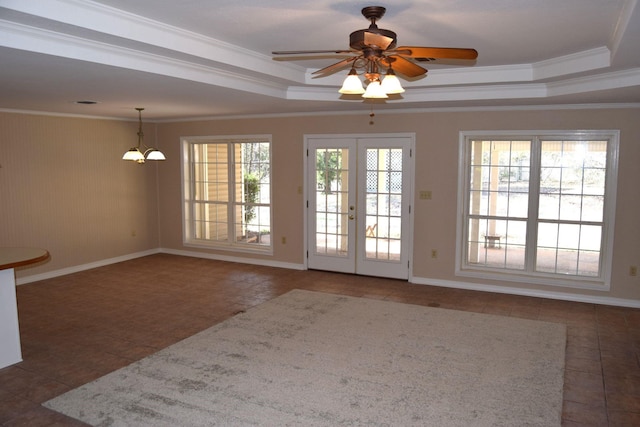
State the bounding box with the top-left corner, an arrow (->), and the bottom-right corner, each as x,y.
484,235 -> 502,249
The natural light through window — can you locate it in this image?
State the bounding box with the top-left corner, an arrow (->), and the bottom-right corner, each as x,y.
457,131 -> 618,289
182,135 -> 272,253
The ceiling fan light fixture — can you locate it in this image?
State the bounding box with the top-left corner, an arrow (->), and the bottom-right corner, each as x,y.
339,68 -> 365,94
362,80 -> 388,99
380,68 -> 405,94
272,6 -> 477,104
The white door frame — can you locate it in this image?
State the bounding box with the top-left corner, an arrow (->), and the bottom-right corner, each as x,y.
303,133 -> 415,280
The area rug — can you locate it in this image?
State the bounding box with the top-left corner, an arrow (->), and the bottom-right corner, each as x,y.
44,289 -> 566,426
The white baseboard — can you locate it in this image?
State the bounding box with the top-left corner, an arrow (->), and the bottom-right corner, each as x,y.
16,249 -> 161,285
160,248 -> 305,271
411,276 -> 640,308
16,248 -> 303,286
15,249 -> 639,308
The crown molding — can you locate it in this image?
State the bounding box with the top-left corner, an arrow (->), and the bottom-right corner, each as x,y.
1,0 -> 631,93
547,67 -> 640,96
306,47 -> 613,88
3,14 -> 638,106
1,0 -> 306,82
0,19 -> 291,98
611,0 -> 639,59
3,103 -> 639,124
533,47 -> 611,80
1,0 -> 638,117
286,66 -> 640,103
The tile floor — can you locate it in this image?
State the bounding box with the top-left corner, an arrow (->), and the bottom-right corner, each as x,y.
0,253 -> 638,426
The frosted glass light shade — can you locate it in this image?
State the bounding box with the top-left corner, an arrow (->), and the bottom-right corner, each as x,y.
123,148 -> 145,161
145,149 -> 166,160
381,73 -> 405,94
339,73 -> 365,94
362,80 -> 388,99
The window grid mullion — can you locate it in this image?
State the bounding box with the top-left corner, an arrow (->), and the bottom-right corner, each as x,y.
228,142 -> 237,244
526,137 -> 541,274
188,144 -> 198,240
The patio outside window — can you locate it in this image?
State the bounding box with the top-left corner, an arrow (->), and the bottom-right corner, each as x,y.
183,136 -> 272,253
457,131 -> 619,290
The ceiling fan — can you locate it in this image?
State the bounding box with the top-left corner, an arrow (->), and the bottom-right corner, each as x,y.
272,6 -> 478,98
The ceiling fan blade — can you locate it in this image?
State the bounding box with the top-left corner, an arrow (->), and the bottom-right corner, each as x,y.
312,57 -> 358,75
394,46 -> 478,60
272,50 -> 355,55
364,31 -> 394,50
385,55 -> 428,77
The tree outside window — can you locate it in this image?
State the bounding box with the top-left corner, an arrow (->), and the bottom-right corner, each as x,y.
183,136 -> 272,252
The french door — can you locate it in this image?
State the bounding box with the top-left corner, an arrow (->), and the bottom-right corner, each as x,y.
306,134 -> 413,279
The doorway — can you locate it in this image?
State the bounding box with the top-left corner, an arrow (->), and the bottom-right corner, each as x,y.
305,134 -> 414,280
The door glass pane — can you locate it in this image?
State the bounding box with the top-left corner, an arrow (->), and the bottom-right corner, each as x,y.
365,148 -> 402,262
315,148 -> 349,256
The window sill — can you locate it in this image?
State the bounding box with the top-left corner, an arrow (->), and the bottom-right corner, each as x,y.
184,240 -> 273,256
456,266 -> 610,292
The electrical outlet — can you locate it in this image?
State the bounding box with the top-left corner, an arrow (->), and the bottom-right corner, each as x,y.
431,249 -> 438,259
281,236 -> 286,244
131,230 -> 136,237
631,266 -> 638,276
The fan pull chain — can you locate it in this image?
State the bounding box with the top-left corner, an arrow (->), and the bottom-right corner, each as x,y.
369,106 -> 375,125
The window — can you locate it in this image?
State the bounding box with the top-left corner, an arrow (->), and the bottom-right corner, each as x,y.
457,131 -> 619,289
182,135 -> 271,252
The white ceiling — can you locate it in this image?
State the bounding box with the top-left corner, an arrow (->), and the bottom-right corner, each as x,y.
1,0 -> 639,120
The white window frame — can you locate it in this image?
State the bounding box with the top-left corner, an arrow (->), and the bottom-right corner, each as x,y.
181,135 -> 273,254
456,130 -> 619,290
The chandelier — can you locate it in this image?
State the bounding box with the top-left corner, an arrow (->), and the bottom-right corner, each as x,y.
122,108 -> 166,164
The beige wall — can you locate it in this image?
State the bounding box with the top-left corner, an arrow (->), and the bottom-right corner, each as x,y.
2,107 -> 639,303
157,108 -> 640,302
0,112 -> 160,279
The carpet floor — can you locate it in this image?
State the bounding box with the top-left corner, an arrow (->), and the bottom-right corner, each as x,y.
44,289 -> 566,426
